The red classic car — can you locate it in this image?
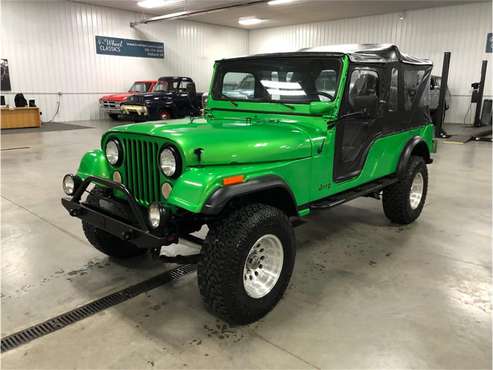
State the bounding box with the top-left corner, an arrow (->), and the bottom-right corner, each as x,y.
99,80 -> 157,120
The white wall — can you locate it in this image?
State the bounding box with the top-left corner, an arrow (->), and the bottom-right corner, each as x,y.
249,2 -> 492,124
2,1 -> 490,123
0,0 -> 248,122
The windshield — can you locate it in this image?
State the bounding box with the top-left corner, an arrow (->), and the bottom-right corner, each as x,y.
153,80 -> 179,92
213,57 -> 340,104
128,82 -> 150,93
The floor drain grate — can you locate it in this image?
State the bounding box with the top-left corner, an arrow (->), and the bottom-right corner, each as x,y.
1,264 -> 195,353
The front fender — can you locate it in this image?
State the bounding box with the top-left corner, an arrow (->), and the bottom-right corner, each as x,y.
76,149 -> 112,180
167,158 -> 311,214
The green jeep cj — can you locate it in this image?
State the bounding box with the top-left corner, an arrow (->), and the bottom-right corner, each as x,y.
62,44 -> 436,324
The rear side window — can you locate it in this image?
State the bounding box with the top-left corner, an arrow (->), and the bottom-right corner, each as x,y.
389,67 -> 398,112
404,69 -> 425,111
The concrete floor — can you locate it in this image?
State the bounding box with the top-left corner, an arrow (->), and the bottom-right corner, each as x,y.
1,120 -> 491,369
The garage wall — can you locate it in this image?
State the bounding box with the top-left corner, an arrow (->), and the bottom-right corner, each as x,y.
0,0 -> 248,122
249,2 -> 492,124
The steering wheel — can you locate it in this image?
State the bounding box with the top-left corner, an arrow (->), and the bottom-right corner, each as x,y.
317,91 -> 335,100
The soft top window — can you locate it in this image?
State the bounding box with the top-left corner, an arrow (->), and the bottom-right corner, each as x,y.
213,58 -> 341,104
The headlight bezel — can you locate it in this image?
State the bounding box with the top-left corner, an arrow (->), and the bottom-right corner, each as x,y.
105,138 -> 123,167
159,145 -> 182,178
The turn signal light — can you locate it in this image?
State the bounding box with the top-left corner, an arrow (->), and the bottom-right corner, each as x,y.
223,175 -> 245,186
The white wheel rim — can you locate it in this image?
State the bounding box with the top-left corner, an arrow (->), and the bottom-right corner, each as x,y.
161,112 -> 169,120
243,234 -> 284,299
409,172 -> 424,210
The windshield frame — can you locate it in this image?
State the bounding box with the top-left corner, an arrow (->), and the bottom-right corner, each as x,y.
211,56 -> 343,105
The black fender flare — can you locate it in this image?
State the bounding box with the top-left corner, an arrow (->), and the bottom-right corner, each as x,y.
397,136 -> 432,178
201,175 -> 297,216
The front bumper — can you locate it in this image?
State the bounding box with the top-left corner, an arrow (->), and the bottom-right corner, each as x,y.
121,104 -> 148,116
100,102 -> 123,114
61,176 -> 177,249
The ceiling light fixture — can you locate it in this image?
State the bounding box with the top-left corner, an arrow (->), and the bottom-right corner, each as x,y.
399,11 -> 406,21
147,10 -> 189,21
238,16 -> 266,26
267,0 -> 295,5
137,0 -> 179,9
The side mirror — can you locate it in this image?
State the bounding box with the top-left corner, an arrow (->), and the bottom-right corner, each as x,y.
309,101 -> 332,115
351,94 -> 378,118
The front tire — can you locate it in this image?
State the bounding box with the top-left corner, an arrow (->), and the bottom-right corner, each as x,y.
198,204 -> 295,325
82,189 -> 146,258
382,156 -> 428,224
108,113 -> 119,121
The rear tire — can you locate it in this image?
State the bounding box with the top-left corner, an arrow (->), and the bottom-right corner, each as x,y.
108,113 -> 119,121
198,204 -> 295,325
382,156 -> 428,224
82,189 -> 146,258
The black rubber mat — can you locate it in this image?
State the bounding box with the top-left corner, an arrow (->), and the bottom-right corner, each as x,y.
1,264 -> 195,353
1,122 -> 93,135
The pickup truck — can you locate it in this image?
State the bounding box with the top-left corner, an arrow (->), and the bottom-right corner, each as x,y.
99,80 -> 157,120
121,76 -> 203,121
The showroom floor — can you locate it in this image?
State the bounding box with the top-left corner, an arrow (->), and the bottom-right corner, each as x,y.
1,121 -> 491,369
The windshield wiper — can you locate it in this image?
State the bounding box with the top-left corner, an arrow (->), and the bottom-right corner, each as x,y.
264,96 -> 295,110
220,93 -> 238,107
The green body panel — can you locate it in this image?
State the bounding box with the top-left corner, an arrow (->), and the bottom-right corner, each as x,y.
77,149 -> 112,180
74,54 -> 435,215
105,119 -> 313,166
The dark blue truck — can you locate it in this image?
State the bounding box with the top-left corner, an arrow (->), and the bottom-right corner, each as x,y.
121,76 -> 203,121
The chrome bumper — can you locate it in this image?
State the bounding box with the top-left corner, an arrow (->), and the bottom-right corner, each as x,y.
121,104 -> 148,116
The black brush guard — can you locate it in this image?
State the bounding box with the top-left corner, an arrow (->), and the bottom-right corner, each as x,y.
61,176 -> 178,249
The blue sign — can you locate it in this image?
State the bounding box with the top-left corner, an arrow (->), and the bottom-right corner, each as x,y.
486,33 -> 493,53
96,36 -> 164,59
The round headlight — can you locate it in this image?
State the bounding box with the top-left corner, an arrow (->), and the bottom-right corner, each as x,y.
148,202 -> 163,229
160,147 -> 178,177
105,139 -> 121,166
62,174 -> 80,195
62,174 -> 75,195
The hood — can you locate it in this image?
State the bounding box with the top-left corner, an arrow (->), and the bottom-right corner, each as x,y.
100,93 -> 132,102
109,118 -> 313,166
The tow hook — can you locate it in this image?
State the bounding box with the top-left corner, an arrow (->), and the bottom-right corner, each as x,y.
121,230 -> 133,241
69,207 -> 82,217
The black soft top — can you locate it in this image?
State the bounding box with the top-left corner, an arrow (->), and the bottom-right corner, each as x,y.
218,44 -> 432,66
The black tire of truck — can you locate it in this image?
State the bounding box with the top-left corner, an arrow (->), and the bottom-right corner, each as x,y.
82,188 -> 146,258
382,156 -> 428,225
158,109 -> 171,120
108,113 -> 119,121
197,203 -> 296,325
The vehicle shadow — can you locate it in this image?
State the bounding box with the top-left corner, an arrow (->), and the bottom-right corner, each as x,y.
63,201 -> 416,356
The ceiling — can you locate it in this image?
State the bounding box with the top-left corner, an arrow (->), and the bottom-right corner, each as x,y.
75,0 -> 485,29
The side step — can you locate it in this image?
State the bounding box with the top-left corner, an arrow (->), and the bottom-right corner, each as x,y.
310,177 -> 398,210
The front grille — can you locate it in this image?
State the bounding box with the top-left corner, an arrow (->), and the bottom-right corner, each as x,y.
121,137 -> 161,206
102,101 -> 120,109
127,95 -> 145,104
